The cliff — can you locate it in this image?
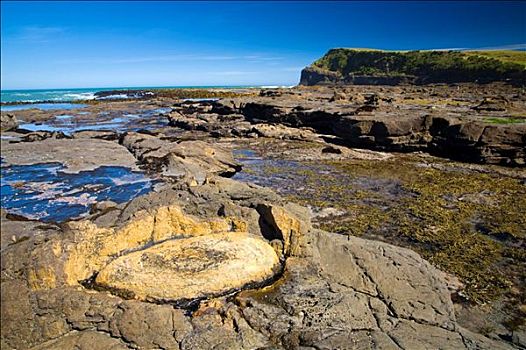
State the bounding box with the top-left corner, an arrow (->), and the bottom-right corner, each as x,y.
300,48 -> 526,86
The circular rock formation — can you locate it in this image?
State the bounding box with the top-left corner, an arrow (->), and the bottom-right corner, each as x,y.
95,232 -> 280,302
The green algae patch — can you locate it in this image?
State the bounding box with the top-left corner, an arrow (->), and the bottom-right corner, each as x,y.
324,158 -> 526,303
318,204 -> 389,237
233,136 -> 525,308
237,142 -> 525,305
485,117 -> 526,124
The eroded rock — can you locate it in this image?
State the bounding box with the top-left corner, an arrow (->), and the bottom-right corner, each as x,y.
44,204 -> 248,289
203,92 -> 526,166
95,232 -> 280,302
121,132 -> 241,183
2,198 -> 513,349
0,113 -> 18,131
30,331 -> 129,350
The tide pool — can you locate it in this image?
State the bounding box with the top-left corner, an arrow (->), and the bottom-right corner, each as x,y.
1,103 -> 87,112
0,162 -> 156,222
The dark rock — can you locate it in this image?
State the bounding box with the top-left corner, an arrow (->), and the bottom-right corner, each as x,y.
211,99 -> 239,115
321,146 -> 342,154
259,90 -> 283,97
473,97 -> 510,112
364,93 -> 380,106
354,104 -> 376,114
94,90 -> 155,100
90,201 -> 118,213
216,96 -> 526,166
19,131 -> 70,142
300,66 -> 342,85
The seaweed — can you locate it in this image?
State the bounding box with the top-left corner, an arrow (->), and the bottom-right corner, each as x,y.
235,141 -> 526,304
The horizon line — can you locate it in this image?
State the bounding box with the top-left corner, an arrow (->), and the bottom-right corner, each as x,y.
0,83 -> 298,92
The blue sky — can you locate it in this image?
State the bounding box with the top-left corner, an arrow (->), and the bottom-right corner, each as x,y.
1,1 -> 525,89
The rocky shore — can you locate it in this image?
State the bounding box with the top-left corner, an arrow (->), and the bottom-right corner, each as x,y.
1,83 -> 525,349
204,84 -> 526,166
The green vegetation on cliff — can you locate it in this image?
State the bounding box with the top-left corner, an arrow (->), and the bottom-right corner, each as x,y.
464,50 -> 526,67
306,48 -> 526,84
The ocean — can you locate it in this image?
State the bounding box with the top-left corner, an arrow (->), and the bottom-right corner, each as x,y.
0,85 -> 292,104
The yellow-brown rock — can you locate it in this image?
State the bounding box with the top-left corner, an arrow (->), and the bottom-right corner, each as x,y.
258,204 -> 306,256
95,232 -> 280,301
22,192 -> 302,306
53,204 -> 247,287
269,205 -> 302,256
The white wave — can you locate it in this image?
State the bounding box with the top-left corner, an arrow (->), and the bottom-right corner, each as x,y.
260,85 -> 294,89
14,99 -> 38,103
52,193 -> 97,206
63,92 -> 96,100
183,98 -> 219,102
97,94 -> 129,100
45,166 -> 63,175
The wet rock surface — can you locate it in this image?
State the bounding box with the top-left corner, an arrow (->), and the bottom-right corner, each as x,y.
121,132 -> 240,184
1,138 -> 140,173
1,85 -> 524,349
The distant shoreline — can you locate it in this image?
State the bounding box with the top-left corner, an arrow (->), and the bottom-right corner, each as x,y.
0,86 -> 294,106
1,85 -> 292,93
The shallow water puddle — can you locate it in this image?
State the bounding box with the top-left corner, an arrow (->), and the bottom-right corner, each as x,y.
1,103 -> 87,112
233,149 -> 294,189
16,107 -> 172,134
0,162 -> 156,222
233,147 -> 410,203
233,148 -> 330,196
182,98 -> 220,102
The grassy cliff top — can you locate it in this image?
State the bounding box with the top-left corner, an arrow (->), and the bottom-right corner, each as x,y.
310,48 -> 526,82
463,50 -> 526,67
